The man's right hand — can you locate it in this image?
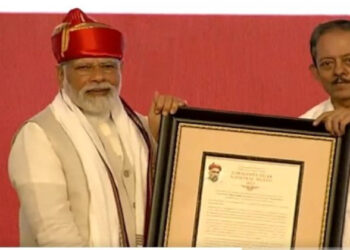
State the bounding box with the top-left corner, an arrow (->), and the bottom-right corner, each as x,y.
148,91 -> 187,141
313,108 -> 350,136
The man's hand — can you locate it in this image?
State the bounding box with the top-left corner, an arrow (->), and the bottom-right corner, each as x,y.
313,108 -> 350,136
148,91 -> 187,141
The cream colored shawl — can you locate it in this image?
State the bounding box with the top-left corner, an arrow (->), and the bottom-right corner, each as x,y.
50,90 -> 148,246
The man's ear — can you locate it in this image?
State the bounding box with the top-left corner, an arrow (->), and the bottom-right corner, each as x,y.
309,64 -> 321,82
56,64 -> 64,89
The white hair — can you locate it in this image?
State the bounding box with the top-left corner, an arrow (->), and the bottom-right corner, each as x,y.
61,60 -> 122,115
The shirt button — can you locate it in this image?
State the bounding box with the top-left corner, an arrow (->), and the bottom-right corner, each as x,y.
123,170 -> 130,178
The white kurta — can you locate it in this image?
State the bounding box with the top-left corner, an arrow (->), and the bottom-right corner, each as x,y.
300,99 -> 334,119
301,99 -> 350,247
9,122 -> 86,246
9,92 -> 151,246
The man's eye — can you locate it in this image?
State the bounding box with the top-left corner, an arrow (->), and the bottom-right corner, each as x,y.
102,64 -> 116,69
76,65 -> 91,70
320,61 -> 333,68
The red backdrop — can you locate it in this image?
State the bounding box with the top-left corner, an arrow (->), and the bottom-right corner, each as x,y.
0,13 -> 342,245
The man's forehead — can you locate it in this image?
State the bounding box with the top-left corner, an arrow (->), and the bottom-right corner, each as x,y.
210,168 -> 220,172
316,29 -> 350,59
69,57 -> 119,65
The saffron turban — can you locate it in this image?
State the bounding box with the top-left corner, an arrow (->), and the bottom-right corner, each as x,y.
209,163 -> 222,171
51,8 -> 124,63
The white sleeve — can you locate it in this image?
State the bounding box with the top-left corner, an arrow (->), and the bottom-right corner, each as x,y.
299,99 -> 333,119
8,122 -> 86,246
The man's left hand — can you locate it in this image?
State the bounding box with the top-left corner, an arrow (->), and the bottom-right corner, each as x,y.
313,108 -> 350,136
148,92 -> 187,141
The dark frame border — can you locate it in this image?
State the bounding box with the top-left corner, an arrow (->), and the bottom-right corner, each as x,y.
146,106 -> 350,247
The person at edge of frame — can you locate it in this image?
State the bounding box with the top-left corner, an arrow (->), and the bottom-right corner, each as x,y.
301,19 -> 350,247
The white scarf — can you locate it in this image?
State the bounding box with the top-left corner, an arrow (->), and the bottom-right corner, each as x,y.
50,90 -> 148,246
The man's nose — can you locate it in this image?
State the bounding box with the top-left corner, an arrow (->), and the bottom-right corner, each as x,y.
90,66 -> 106,82
334,62 -> 348,76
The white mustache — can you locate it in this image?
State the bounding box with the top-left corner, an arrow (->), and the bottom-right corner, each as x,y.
81,82 -> 114,94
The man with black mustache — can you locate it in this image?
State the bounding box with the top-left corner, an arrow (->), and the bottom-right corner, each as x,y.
301,19 -> 350,246
302,20 -> 350,136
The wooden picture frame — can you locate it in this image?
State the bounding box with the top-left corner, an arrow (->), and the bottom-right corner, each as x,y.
147,107 -> 350,247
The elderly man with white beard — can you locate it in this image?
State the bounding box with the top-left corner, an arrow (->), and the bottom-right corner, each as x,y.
8,8 -> 186,247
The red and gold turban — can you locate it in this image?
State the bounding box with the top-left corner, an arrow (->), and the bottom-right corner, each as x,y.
51,8 -> 124,63
209,163 -> 222,171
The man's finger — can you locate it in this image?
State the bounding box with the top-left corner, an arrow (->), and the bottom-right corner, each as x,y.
340,116 -> 350,136
170,99 -> 186,114
313,112 -> 329,126
154,94 -> 165,114
324,117 -> 335,136
150,91 -> 160,114
162,96 -> 174,116
332,117 -> 341,136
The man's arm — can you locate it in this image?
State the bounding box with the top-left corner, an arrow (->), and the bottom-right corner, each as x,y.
8,123 -> 87,246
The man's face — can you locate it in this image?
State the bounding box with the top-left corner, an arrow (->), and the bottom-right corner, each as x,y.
311,29 -> 350,107
209,168 -> 220,182
59,57 -> 122,114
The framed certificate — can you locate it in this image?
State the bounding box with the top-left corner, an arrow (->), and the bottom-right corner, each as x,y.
146,107 -> 350,247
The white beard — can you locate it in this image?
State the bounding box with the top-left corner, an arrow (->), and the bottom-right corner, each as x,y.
63,79 -> 120,115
